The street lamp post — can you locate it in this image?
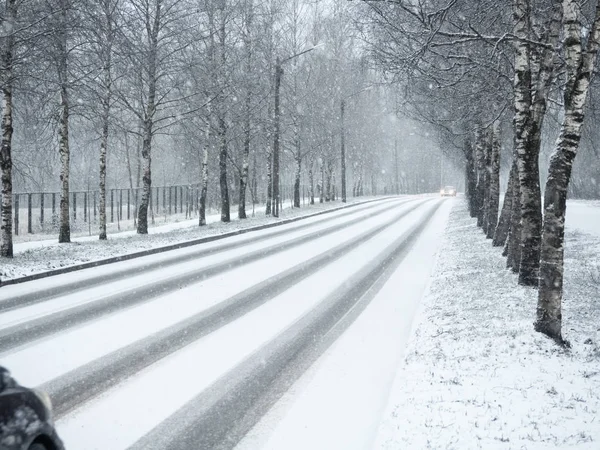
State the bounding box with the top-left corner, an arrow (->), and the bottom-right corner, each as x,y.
270,45 -> 322,218
340,98 -> 346,202
272,57 -> 283,217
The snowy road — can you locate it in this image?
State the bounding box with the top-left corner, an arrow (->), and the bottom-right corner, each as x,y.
0,196 -> 452,450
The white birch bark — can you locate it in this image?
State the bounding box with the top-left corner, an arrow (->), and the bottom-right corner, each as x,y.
98,0 -> 115,241
486,120 -> 501,239
536,0 -> 600,342
0,0 -> 17,257
136,0 -> 160,234
57,0 -> 71,244
515,0 -> 563,286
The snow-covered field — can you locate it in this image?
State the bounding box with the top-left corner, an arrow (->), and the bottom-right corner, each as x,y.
566,200 -> 600,237
375,199 -> 600,449
1,197 -> 384,281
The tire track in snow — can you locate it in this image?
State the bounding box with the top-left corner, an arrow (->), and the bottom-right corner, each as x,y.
40,199 -> 431,418
0,198 -> 414,354
0,197 -> 399,313
129,200 -> 444,450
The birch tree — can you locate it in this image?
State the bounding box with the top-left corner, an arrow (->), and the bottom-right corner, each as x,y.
118,0 -> 197,233
49,0 -> 76,243
486,120 -> 501,238
536,0 -> 600,342
0,0 -> 17,256
238,0 -> 253,219
512,0 -> 562,286
86,0 -> 118,240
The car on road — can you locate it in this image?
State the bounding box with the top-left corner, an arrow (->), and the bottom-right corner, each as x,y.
0,367 -> 64,450
440,186 -> 457,197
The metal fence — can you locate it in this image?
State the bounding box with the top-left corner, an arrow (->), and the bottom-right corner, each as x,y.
11,184 -> 206,236
11,182 -> 323,236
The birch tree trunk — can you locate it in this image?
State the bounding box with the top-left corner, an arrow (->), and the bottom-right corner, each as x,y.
493,160 -> 516,247
0,0 -> 16,257
320,160 -> 324,203
238,0 -> 253,220
136,0 -> 160,235
266,148 -> 272,214
199,120 -> 210,226
536,0 -> 600,342
463,139 -> 477,218
308,158 -> 314,205
486,121 -> 501,239
511,0 -> 535,278
99,111 -> 108,240
515,0 -> 563,286
506,171 -> 522,271
293,151 -> 301,208
57,0 -> 71,243
474,128 -> 486,227
217,5 -> 230,223
218,117 -> 230,222
98,0 -> 114,241
482,130 -> 492,234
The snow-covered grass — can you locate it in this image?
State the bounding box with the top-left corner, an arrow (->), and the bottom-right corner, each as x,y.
375,200 -> 600,450
566,200 -> 600,238
0,198 -> 380,281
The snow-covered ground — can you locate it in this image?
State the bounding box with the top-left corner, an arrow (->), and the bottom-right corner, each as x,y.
375,199 -> 600,449
566,200 -> 600,237
2,195 -> 596,449
0,197 -> 385,281
0,195 -> 452,449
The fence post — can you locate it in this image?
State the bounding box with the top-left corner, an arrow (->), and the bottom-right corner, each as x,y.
169,187 -> 172,215
127,189 -> 131,220
84,192 -> 88,223
119,189 -> 123,221
73,192 -> 77,222
52,193 -> 56,226
14,194 -> 19,235
27,193 -> 32,233
110,189 -> 114,223
162,187 -> 166,215
93,191 -> 97,221
155,187 -> 159,213
40,193 -> 45,228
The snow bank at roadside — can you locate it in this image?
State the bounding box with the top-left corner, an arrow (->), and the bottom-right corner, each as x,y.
375,200 -> 600,449
0,199 -> 376,281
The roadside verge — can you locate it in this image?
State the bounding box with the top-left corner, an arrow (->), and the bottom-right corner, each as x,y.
375,199 -> 600,449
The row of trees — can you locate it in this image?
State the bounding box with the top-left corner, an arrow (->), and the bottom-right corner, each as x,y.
358,0 -> 600,344
2,0 -> 431,256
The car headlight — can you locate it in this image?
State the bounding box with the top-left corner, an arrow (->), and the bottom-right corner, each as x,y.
33,389 -> 54,423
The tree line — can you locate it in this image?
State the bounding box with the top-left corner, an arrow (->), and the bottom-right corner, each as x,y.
1,0 -> 436,256
358,0 -> 600,344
